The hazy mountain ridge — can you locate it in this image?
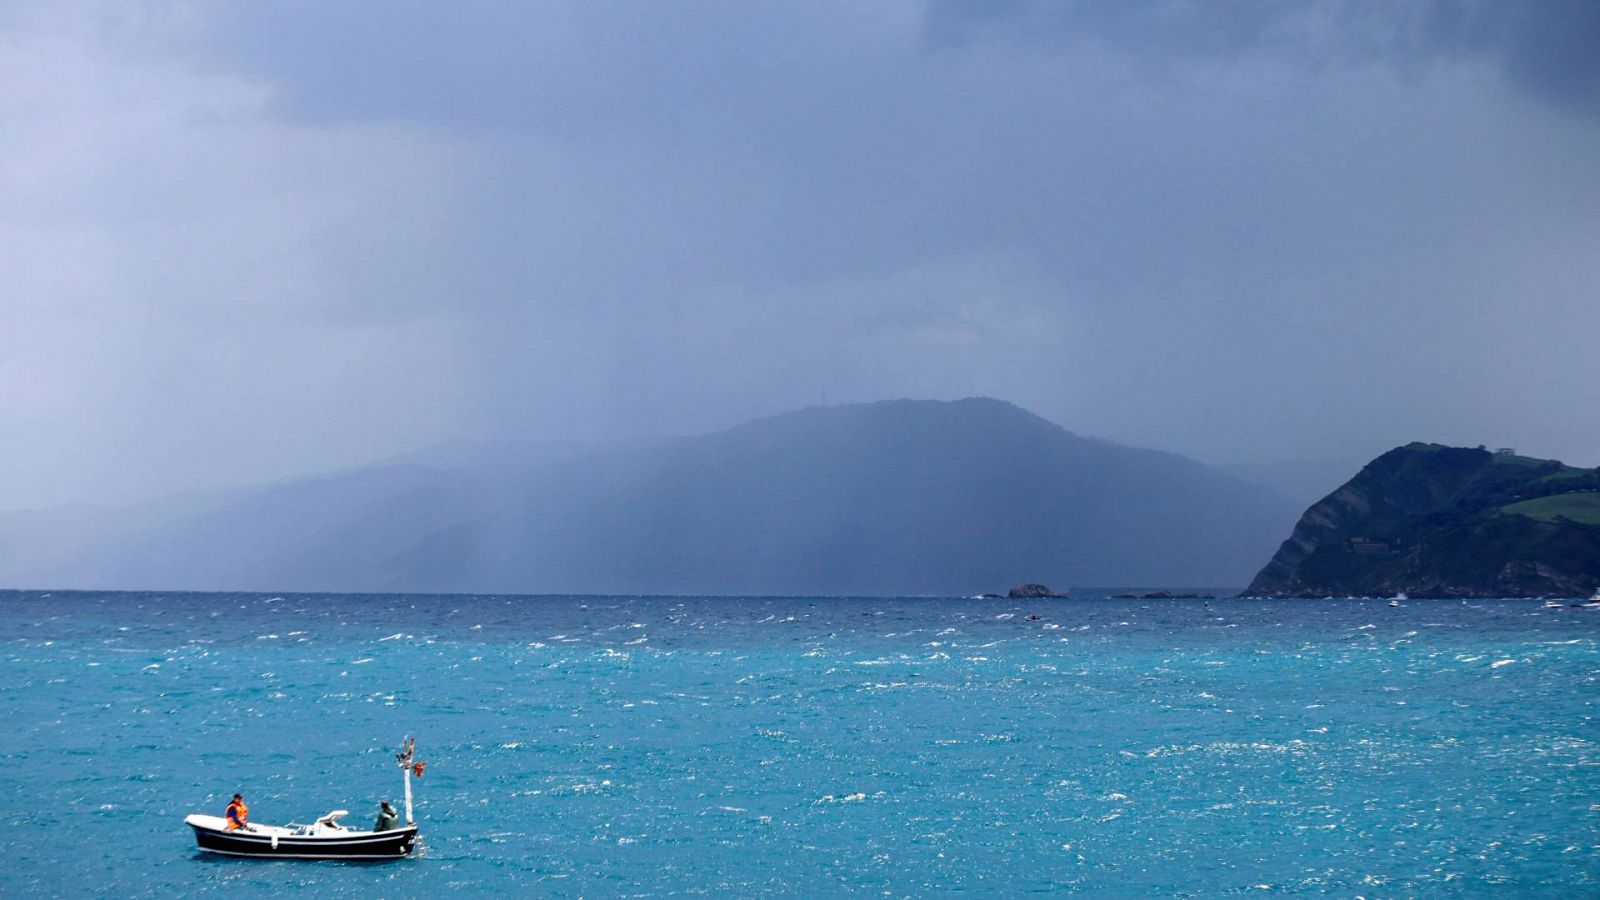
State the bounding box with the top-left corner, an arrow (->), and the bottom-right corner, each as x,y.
1219,459 -> 1366,512
1247,443 -> 1600,598
2,398 -> 1300,595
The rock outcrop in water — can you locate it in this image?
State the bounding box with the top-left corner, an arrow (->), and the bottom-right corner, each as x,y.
1246,443 -> 1600,598
1007,583 -> 1064,599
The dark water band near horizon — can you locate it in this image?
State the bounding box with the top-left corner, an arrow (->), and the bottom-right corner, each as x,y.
1,591 -> 1597,895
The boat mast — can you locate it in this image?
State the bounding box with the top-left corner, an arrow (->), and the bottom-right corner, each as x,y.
396,737 -> 422,825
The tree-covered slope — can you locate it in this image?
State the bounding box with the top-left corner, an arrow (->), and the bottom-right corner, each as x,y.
1246,443 -> 1600,598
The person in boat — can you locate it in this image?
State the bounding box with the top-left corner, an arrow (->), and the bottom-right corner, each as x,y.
373,800 -> 399,832
224,794 -> 249,831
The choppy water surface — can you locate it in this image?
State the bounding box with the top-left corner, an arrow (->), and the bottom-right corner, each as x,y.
1,592 -> 1597,895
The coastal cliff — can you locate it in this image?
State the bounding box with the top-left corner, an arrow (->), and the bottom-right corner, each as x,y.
1246,443 -> 1600,598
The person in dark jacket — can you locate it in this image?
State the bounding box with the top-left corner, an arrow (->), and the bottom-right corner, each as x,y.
372,800 -> 399,832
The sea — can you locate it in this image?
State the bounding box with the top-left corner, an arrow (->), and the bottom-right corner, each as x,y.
1,591 -> 1597,896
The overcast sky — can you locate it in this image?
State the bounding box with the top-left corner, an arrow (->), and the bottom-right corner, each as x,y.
3,1 -> 1598,509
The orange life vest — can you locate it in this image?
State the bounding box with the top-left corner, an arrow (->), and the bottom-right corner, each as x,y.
225,800 -> 249,830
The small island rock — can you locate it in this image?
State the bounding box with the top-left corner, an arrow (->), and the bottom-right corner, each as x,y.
1008,583 -> 1064,599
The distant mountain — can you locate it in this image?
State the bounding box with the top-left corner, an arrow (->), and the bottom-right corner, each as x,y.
375,438 -> 596,471
1219,459 -> 1363,512
1246,443 -> 1600,598
1,398 -> 1298,595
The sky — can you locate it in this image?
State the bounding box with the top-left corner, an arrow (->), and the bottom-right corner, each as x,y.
2,1 -> 1598,509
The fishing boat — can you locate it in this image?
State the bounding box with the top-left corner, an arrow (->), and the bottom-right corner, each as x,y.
184,738 -> 427,860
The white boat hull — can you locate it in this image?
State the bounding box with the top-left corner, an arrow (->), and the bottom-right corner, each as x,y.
184,814 -> 419,860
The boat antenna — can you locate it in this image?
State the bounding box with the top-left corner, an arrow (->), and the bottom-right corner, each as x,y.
396,737 -> 426,824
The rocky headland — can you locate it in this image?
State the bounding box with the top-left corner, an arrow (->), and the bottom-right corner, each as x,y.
1246,443 -> 1600,598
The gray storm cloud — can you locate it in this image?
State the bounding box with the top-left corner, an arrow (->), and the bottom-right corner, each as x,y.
1,1 -> 1597,509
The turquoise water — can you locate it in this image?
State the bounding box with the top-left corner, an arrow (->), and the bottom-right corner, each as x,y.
2,591 -> 1598,896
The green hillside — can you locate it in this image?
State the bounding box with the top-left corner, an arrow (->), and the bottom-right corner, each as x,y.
1248,445 -> 1600,598
1502,493 -> 1600,525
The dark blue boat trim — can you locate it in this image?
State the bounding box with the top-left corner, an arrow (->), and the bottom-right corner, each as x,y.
190,823 -> 419,860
